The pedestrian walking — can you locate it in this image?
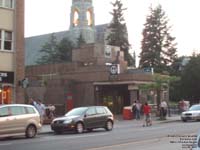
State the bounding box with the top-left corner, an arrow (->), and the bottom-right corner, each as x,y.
143,102 -> 152,127
35,99 -> 46,124
131,101 -> 136,119
160,100 -> 168,120
135,101 -> 142,120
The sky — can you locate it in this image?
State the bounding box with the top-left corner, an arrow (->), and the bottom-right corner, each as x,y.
25,0 -> 200,63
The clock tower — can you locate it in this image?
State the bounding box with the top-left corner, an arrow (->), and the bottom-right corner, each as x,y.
70,0 -> 95,44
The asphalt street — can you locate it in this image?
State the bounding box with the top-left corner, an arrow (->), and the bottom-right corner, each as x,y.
0,117 -> 200,150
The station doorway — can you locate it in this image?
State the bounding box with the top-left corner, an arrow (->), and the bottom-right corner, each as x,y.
97,84 -> 130,114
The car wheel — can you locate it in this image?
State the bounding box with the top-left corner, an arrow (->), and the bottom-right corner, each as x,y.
26,125 -> 37,138
105,120 -> 113,131
76,122 -> 84,133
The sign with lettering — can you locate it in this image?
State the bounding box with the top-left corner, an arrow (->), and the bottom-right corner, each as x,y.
0,71 -> 14,84
110,64 -> 120,75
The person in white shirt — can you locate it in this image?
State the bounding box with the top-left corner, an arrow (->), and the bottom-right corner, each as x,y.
35,99 -> 46,124
160,100 -> 168,119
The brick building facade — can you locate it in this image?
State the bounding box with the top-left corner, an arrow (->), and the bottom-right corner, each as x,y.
25,44 -> 155,115
0,0 -> 25,104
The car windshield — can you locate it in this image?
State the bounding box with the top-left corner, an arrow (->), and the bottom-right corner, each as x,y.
189,105 -> 200,111
65,107 -> 88,116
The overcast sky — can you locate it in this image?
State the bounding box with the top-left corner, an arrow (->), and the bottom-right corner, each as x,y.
25,0 -> 200,62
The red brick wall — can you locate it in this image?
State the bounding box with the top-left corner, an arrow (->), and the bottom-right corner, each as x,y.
15,0 -> 25,103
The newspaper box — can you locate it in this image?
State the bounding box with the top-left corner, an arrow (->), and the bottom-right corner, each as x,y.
123,106 -> 133,120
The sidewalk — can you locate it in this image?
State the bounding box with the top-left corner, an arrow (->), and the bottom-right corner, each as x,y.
115,114 -> 180,122
39,115 -> 181,135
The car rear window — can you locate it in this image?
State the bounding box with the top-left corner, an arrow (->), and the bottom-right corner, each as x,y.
26,107 -> 36,114
10,106 -> 26,116
0,107 -> 9,117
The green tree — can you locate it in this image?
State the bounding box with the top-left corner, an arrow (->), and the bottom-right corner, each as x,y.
139,74 -> 178,115
36,34 -> 58,64
56,37 -> 75,63
139,5 -> 177,73
181,55 -> 200,103
37,35 -> 75,64
106,0 -> 134,66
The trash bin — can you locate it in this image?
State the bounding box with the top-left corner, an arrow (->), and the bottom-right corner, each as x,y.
123,106 -> 133,120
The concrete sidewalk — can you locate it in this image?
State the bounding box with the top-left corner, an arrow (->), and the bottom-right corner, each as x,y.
39,115 -> 181,135
115,114 -> 180,122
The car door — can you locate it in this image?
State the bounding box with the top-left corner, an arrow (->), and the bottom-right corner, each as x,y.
0,106 -> 12,135
9,106 -> 27,133
84,107 -> 98,128
95,107 -> 108,127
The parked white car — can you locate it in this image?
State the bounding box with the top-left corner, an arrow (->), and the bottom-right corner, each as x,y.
181,104 -> 200,122
0,104 -> 42,138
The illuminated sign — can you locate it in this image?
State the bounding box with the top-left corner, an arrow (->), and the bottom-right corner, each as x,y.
0,71 -> 14,84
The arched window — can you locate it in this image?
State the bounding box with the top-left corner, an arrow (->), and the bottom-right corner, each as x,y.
86,9 -> 92,26
73,10 -> 79,26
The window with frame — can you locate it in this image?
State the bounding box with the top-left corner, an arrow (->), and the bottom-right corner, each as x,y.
96,107 -> 106,114
0,0 -> 14,9
0,30 -> 13,51
5,0 -> 13,8
0,0 -> 3,7
10,106 -> 26,116
86,107 -> 96,116
26,107 -> 36,114
4,31 -> 12,50
0,107 -> 9,117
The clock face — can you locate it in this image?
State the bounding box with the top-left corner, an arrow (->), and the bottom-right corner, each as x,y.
110,65 -> 118,75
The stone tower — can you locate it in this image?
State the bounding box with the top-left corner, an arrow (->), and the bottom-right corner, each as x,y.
70,0 -> 95,44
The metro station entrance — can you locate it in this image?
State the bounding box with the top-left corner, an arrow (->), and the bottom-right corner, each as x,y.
96,84 -> 130,114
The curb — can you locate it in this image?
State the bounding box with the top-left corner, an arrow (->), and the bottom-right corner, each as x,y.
39,131 -> 54,135
157,119 -> 181,124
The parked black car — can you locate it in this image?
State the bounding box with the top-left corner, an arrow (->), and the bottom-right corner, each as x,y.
51,106 -> 114,134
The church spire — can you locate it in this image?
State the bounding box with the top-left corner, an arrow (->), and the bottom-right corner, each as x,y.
70,0 -> 95,44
